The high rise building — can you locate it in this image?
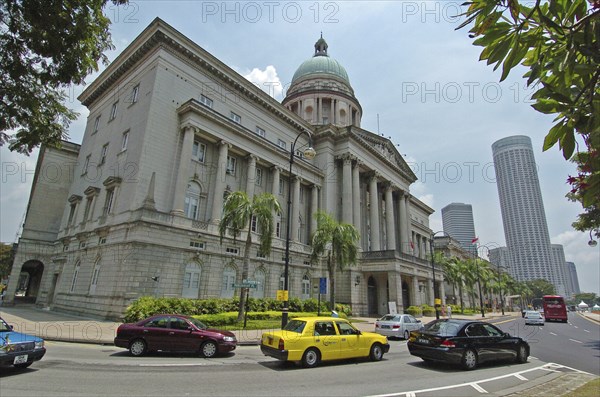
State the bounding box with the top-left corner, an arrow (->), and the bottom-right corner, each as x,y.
565,261 -> 581,296
550,244 -> 568,297
441,203 -> 477,253
492,135 -> 565,293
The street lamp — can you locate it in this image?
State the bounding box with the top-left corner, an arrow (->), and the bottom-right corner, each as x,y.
430,231 -> 449,320
473,242 -> 485,318
281,130 -> 316,329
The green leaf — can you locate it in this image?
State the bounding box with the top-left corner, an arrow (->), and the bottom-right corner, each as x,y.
543,122 -> 567,151
559,127 -> 576,159
532,98 -> 562,114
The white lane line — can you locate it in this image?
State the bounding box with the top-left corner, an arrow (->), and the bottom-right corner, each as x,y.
140,363 -> 208,367
549,332 -> 557,336
584,329 -> 590,333
470,383 -> 488,393
569,338 -> 583,343
515,374 -> 528,380
365,363 -> 577,397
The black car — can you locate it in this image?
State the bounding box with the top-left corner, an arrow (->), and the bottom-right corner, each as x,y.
407,319 -> 529,370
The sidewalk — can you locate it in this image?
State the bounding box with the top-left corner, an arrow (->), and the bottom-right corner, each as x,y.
1,304 -> 598,346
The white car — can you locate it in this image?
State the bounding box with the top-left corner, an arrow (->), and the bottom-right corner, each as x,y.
375,314 -> 423,339
524,311 -> 544,326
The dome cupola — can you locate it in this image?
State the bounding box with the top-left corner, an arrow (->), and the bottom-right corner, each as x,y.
283,35 -> 361,127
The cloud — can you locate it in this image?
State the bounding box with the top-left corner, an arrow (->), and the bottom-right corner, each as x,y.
242,65 -> 283,99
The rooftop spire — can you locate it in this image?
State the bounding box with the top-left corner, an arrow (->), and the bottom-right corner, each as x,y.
314,34 -> 328,57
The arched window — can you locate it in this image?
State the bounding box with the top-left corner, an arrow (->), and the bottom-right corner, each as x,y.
182,263 -> 202,299
184,182 -> 201,219
221,265 -> 236,298
301,274 -> 311,299
253,268 -> 266,299
279,272 -> 286,291
70,261 -> 80,293
89,258 -> 101,295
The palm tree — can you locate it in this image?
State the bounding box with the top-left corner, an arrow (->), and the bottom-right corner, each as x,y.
441,256 -> 462,306
219,191 -> 281,321
310,211 -> 360,310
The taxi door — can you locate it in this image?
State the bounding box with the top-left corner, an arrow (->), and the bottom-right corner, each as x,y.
336,321 -> 364,359
313,321 -> 341,360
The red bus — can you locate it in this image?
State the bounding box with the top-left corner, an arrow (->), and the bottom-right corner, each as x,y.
542,295 -> 568,323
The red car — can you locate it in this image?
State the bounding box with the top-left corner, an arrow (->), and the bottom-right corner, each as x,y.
114,314 -> 237,358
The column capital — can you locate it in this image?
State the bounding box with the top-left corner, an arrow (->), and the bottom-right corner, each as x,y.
366,170 -> 380,183
218,140 -> 231,149
180,123 -> 199,134
247,153 -> 258,161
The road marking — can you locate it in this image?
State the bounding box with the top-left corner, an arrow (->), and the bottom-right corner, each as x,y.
515,374 -> 528,380
470,383 -> 487,393
569,338 -> 582,344
573,326 -> 578,329
549,332 -> 557,336
365,363 -> 590,397
140,363 -> 208,367
584,329 -> 590,333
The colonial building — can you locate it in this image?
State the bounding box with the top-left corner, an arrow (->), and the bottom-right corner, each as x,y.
6,19 -> 440,319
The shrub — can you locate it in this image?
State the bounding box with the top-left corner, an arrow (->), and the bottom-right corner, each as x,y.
421,304 -> 435,316
406,306 -> 422,317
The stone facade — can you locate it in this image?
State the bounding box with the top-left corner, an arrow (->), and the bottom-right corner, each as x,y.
6,19 -> 439,319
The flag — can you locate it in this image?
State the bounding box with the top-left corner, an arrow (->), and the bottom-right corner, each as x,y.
471,237 -> 479,244
410,241 -> 414,250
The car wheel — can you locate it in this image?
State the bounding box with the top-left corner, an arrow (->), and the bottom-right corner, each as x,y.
404,330 -> 410,340
13,362 -> 32,369
129,339 -> 147,357
516,344 -> 528,363
370,343 -> 384,361
301,347 -> 320,368
461,349 -> 478,370
201,341 -> 218,358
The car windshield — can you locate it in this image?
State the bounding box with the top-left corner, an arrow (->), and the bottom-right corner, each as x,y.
283,320 -> 306,333
380,315 -> 399,322
423,321 -> 462,336
527,312 -> 542,318
188,318 -> 207,329
0,319 -> 10,332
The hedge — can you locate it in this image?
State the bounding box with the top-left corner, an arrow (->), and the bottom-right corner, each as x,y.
123,296 -> 351,323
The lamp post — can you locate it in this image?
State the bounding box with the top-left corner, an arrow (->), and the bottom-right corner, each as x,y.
473,242 -> 485,318
430,231 -> 449,320
281,130 -> 316,329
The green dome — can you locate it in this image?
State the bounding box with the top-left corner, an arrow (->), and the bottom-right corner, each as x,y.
291,56 -> 350,85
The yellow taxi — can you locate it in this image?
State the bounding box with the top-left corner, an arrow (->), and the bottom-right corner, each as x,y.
260,317 -> 390,368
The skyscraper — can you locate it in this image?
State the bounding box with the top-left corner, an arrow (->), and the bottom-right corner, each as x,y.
441,203 -> 477,253
492,136 -> 564,293
565,262 -> 581,296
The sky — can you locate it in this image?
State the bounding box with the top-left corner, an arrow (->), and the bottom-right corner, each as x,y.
1,1 -> 598,294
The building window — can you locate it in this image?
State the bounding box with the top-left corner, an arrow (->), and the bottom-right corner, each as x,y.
189,240 -> 205,250
279,273 -> 285,291
99,237 -> 106,245
121,130 -> 129,151
226,156 -> 237,175
82,154 -> 91,175
70,262 -> 80,293
82,196 -> 93,222
130,84 -> 139,104
230,112 -> 241,124
251,215 -> 257,232
277,139 -> 286,149
192,141 -> 206,162
182,263 -> 202,299
279,180 -> 284,195
89,258 -> 101,294
109,101 -> 118,120
93,115 -> 100,134
276,215 -> 281,238
299,185 -> 305,203
100,144 -> 108,165
184,183 -> 201,219
103,189 -> 115,216
226,247 -> 239,255
199,94 -> 213,108
67,203 -> 77,226
255,126 -> 266,137
221,266 -> 236,298
301,274 -> 311,299
63,245 -> 69,252
255,168 -> 263,186
254,269 -> 265,299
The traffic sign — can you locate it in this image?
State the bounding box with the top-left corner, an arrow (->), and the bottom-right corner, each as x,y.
234,283 -> 258,289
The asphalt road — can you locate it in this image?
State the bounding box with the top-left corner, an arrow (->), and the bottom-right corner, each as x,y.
1,317 -> 597,397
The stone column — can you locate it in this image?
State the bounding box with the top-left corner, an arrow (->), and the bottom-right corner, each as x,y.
171,126 -> 196,215
291,176 -> 300,241
317,97 -> 322,124
211,140 -> 229,222
397,192 -> 406,253
412,276 -> 421,307
352,161 -> 361,241
385,184 -> 396,251
310,184 -> 319,239
428,279 -> 434,306
368,173 -> 380,251
272,166 -> 281,234
246,154 -> 257,200
388,271 -> 404,313
404,194 -> 411,253
342,156 -> 353,224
